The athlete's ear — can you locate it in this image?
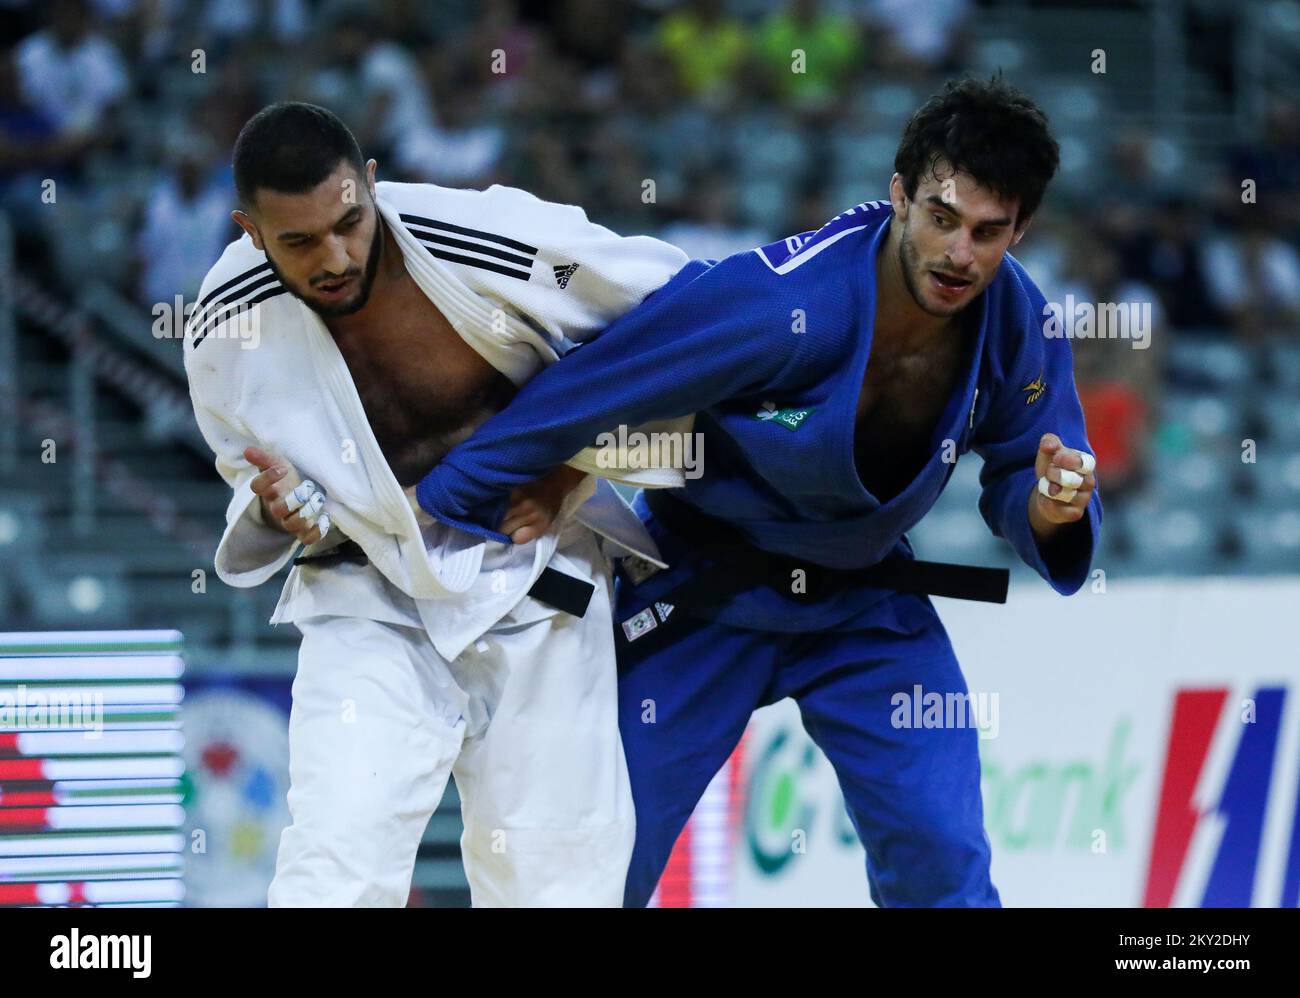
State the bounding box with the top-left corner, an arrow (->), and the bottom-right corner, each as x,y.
889,173 -> 908,219
232,209 -> 263,251
365,159 -> 377,199
1011,215 -> 1033,246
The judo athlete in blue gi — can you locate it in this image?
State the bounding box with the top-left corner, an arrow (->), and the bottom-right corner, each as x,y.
415,78 -> 1102,907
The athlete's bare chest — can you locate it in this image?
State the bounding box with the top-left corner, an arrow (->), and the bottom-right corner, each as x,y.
327,274 -> 516,485
853,331 -> 967,501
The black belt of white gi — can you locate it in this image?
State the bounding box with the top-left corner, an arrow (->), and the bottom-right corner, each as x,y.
294,538 -> 595,618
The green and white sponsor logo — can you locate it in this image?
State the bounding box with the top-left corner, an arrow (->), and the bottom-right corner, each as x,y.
754,401 -> 814,431
745,727 -> 856,874
980,717 -> 1141,852
743,716 -> 1141,875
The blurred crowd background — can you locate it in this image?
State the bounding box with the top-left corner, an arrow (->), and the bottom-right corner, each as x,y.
2,0 -> 1300,667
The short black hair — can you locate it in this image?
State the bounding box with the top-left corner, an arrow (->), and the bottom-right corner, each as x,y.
894,76 -> 1059,224
232,102 -> 365,207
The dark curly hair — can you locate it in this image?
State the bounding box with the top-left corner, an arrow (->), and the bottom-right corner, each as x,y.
894,75 -> 1060,225
233,102 -> 365,208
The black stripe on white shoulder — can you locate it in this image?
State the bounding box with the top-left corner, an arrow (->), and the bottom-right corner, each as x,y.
188,263 -> 285,348
400,213 -> 536,282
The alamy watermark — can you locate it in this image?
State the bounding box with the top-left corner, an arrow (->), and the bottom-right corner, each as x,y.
891,683 -> 999,740
0,684 -> 105,737
594,426 -> 705,480
1043,296 -> 1152,350
153,294 -> 261,349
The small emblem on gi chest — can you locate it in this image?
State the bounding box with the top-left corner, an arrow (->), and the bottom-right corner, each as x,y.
622,608 -> 658,642
754,401 -> 814,430
1022,373 -> 1047,404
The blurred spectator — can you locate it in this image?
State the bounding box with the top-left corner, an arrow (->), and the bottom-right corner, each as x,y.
1058,233 -> 1163,498
1009,207 -> 1073,300
616,40 -> 718,186
0,44 -> 82,267
461,0 -> 538,95
190,58 -> 262,162
197,0 -> 309,50
1116,196 -> 1227,333
1203,208 -> 1300,341
1228,97 -> 1300,240
661,175 -> 768,260
583,118 -> 659,232
755,0 -> 863,109
508,127 -> 589,210
868,0 -> 970,76
134,129 -> 234,308
395,57 -> 505,187
296,8 -> 435,161
545,0 -> 631,71
782,182 -> 836,239
0,45 -> 81,179
1107,130 -> 1172,206
656,0 -> 751,105
15,0 -> 127,139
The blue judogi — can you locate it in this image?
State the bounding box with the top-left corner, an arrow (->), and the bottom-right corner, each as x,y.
417,199 -> 1102,906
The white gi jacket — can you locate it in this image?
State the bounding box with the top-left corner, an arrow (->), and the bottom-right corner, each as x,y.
183,180 -> 692,660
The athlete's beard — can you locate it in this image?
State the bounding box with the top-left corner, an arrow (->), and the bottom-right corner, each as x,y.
268,215 -> 384,319
898,215 -> 966,319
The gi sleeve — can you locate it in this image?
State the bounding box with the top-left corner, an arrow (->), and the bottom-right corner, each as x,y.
970,260 -> 1103,596
415,256 -> 808,543
183,331 -> 298,588
462,184 -> 700,493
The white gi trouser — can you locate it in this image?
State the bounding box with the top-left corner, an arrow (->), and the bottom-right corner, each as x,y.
267,524 -> 634,907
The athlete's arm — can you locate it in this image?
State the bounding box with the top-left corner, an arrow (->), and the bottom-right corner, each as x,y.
415,256 -> 806,543
970,262 -> 1103,596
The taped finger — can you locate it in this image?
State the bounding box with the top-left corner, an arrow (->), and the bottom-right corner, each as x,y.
1055,468 -> 1085,489
283,480 -> 317,514
1077,452 -> 1096,475
1039,475 -> 1077,503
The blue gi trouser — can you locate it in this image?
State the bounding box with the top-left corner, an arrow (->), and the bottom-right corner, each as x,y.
615,576 -> 1001,908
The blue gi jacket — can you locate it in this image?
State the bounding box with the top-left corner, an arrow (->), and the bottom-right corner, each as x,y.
416,200 -> 1102,630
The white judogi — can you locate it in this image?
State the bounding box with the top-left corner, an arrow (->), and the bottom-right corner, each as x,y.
183,181 -> 691,906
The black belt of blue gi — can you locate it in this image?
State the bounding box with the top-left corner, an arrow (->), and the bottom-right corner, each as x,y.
641,490 -> 1010,610
293,539 -> 596,618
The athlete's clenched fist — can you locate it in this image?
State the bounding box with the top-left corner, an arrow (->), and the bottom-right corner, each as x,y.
1029,432 -> 1096,528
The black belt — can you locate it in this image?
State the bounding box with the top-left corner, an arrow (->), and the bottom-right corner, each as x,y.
642,490 -> 1009,607
294,539 -> 596,618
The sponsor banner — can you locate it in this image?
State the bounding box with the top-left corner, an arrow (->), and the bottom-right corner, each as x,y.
700,578 -> 1300,907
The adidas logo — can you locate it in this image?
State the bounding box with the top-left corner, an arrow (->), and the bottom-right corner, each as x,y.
553,262 -> 580,289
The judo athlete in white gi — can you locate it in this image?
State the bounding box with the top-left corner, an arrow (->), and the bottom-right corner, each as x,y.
182,103 -> 691,906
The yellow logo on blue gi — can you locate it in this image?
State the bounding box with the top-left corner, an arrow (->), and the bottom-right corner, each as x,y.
1022,373 -> 1047,405
755,401 -> 814,430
